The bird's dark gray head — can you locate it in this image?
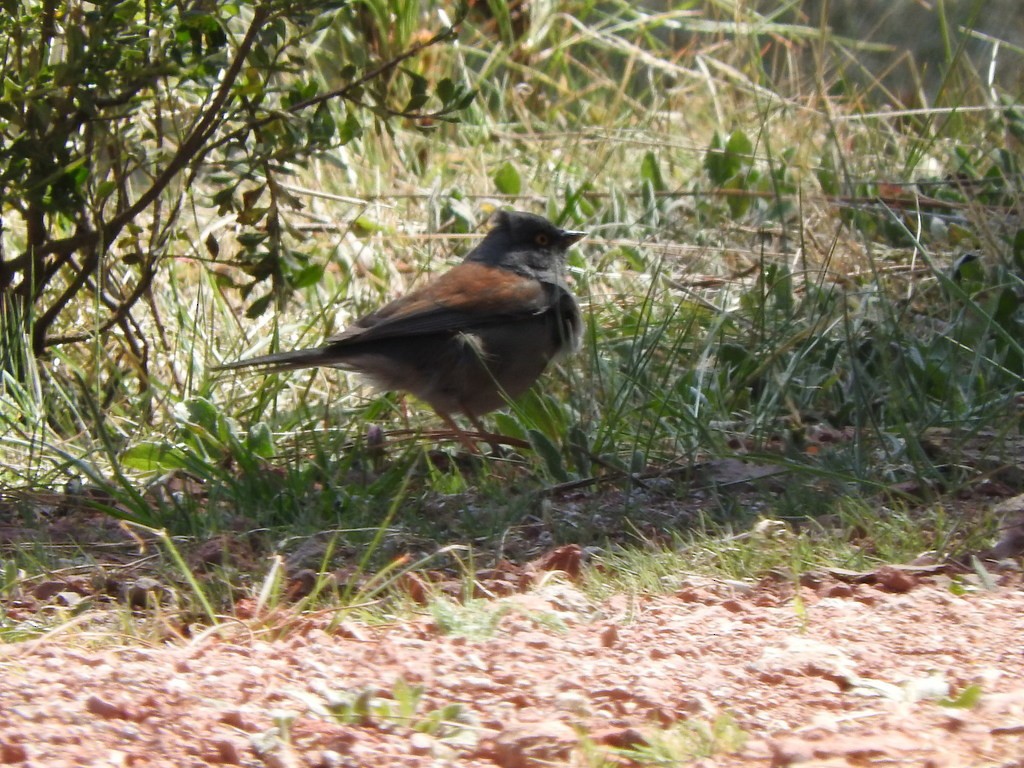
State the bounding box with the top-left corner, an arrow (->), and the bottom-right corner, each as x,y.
465,210 -> 585,281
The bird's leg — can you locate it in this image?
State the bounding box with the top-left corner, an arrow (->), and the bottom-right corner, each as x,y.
437,411 -> 505,456
466,411 -> 505,457
438,412 -> 484,455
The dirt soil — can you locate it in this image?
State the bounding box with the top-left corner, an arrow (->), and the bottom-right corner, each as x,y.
2,565 -> 1023,768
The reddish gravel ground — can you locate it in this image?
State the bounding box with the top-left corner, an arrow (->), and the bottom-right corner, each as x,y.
1,571 -> 1023,767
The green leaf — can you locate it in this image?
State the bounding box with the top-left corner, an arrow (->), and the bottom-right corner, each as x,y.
291,263 -> 325,289
245,293 -> 273,319
565,425 -> 592,475
491,413 -> 527,441
120,442 -> 190,472
724,177 -> 750,218
402,68 -> 429,112
705,129 -> 752,186
309,101 -> 335,143
726,129 -> 753,159
338,111 -> 362,145
246,422 -> 276,459
767,263 -> 794,313
186,397 -> 220,432
992,286 -> 1021,326
948,579 -> 967,596
817,151 -> 839,196
640,151 -> 665,191
704,131 -> 730,184
236,232 -> 269,248
95,180 -> 117,199
391,678 -> 424,720
236,206 -> 269,226
528,429 -> 567,482
494,162 -> 521,195
939,683 -> 983,709
404,91 -> 429,113
436,77 -> 456,105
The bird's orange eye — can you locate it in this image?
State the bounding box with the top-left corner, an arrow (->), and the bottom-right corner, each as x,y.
535,233 -> 550,246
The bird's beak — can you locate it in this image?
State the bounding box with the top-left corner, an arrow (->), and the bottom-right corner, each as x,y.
560,229 -> 586,245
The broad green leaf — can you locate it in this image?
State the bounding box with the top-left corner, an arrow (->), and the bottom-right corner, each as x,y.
120,442 -> 190,472
436,77 -> 455,104
528,429 -> 567,482
185,397 -> 220,432
245,293 -> 273,319
246,422 -> 276,458
291,263 -> 325,289
494,162 -> 522,195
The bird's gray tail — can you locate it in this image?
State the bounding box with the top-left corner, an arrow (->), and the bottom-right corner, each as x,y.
211,346 -> 336,373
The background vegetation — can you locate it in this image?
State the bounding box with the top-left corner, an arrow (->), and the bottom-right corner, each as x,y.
1,0 -> 1022,625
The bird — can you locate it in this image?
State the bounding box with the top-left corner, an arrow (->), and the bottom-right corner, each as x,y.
214,209 -> 586,450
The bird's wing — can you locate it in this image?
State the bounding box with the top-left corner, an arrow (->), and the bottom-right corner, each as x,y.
325,262 -> 565,345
